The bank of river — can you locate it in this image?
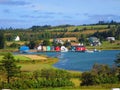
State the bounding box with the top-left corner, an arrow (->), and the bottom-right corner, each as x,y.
33,50 -> 120,72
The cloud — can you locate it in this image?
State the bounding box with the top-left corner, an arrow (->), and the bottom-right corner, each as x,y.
33,10 -> 63,15
0,0 -> 30,6
88,14 -> 120,21
20,11 -> 64,19
20,15 -> 54,19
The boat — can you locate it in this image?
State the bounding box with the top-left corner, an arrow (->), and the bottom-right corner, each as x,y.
85,50 -> 94,53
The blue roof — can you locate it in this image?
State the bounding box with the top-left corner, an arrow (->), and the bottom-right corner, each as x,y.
20,46 -> 29,51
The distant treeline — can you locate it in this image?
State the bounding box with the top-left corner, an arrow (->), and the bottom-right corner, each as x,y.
0,21 -> 120,42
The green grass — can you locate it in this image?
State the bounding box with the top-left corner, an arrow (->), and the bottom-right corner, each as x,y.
19,63 -> 56,72
18,58 -> 58,72
14,55 -> 31,60
0,55 -> 31,61
47,25 -> 111,32
22,83 -> 120,90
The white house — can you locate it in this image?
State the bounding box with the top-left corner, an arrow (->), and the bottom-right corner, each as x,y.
106,37 -> 115,41
15,36 -> 20,41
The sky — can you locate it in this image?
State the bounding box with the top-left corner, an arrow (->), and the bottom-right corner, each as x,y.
0,0 -> 120,28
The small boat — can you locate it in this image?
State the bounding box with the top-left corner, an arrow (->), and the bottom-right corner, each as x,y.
85,50 -> 94,53
85,49 -> 94,53
94,49 -> 101,52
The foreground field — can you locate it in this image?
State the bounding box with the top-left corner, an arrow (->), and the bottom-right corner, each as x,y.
0,53 -> 120,90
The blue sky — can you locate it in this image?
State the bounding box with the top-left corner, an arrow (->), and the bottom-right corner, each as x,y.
0,0 -> 120,28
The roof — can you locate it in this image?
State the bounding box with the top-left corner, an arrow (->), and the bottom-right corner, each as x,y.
89,37 -> 99,42
20,46 -> 29,51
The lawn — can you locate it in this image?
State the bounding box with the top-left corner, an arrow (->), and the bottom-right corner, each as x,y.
0,55 -> 31,61
19,63 -> 56,72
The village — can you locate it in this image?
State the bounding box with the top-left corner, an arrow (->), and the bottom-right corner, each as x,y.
15,35 -> 116,53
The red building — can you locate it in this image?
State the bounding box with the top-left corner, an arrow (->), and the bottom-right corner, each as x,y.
75,46 -> 86,52
55,46 -> 61,52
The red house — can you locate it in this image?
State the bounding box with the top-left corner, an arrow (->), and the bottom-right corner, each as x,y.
55,46 -> 61,52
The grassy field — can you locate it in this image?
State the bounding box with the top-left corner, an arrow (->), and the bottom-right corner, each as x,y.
0,55 -> 31,61
48,25 -> 111,32
18,57 -> 58,72
0,53 -> 58,71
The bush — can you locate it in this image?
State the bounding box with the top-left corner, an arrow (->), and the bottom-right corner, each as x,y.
80,64 -> 120,86
9,42 -> 20,48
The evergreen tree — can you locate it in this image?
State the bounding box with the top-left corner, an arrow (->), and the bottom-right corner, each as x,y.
0,31 -> 5,49
0,53 -> 21,83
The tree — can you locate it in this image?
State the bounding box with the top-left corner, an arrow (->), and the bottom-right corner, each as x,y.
28,40 -> 36,49
42,39 -> 51,46
0,53 -> 21,83
0,31 -> 5,49
78,34 -> 87,44
115,53 -> 120,67
81,72 -> 96,86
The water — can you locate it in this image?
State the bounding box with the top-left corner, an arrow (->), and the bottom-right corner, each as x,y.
29,50 -> 120,72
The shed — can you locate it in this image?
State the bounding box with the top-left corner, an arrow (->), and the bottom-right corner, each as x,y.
46,46 -> 51,51
19,46 -> 29,53
37,45 -> 42,50
61,46 -> 68,52
55,46 -> 60,52
42,46 -> 47,51
51,46 -> 55,51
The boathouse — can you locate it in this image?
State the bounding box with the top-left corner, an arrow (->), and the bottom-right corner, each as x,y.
55,46 -> 61,52
76,46 -> 86,52
46,46 -> 51,51
71,46 -> 86,52
19,45 -> 29,53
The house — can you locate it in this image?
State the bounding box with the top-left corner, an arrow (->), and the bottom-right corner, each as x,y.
106,37 -> 115,41
15,36 -> 20,41
53,38 -> 64,45
89,37 -> 101,46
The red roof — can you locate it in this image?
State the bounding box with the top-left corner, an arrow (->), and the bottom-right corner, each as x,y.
55,46 -> 60,51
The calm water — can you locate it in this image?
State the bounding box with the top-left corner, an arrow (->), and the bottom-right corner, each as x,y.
32,50 -> 120,72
